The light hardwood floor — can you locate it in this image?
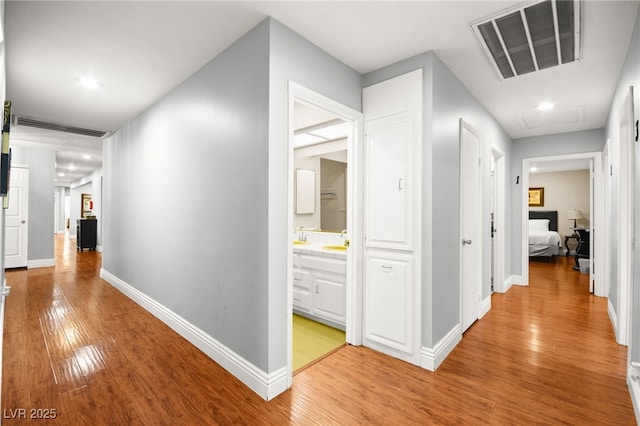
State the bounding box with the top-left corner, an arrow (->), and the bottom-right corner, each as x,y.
1,235 -> 636,425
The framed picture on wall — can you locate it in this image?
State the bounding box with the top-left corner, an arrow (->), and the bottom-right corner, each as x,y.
528,187 -> 544,207
81,193 -> 93,218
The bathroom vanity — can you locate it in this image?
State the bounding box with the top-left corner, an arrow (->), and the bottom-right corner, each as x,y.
292,244 -> 346,330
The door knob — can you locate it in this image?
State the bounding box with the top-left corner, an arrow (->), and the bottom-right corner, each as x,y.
21,220 -> 26,224
462,239 -> 472,245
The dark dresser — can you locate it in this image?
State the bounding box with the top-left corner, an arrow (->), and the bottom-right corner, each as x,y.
77,219 -> 97,252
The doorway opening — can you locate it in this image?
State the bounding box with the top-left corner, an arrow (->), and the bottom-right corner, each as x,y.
521,152 -> 603,297
286,83 -> 363,386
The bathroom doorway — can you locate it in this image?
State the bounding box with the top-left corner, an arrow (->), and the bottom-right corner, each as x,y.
287,83 -> 363,384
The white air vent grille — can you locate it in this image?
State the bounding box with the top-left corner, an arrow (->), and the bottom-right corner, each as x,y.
472,0 -> 581,80
12,115 -> 108,138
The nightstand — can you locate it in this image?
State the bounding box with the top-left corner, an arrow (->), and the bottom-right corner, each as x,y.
564,235 -> 579,256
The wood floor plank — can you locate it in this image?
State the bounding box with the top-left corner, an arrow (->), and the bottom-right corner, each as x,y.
1,236 -> 636,424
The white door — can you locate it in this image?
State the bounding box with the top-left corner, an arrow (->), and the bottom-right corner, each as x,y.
364,111 -> 417,250
5,167 -> 29,269
460,120 -> 482,332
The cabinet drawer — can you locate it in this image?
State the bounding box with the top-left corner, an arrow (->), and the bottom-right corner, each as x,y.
293,269 -> 311,290
300,255 -> 346,275
293,289 -> 310,311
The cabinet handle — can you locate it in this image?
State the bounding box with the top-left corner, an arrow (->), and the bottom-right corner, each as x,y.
293,277 -> 301,281
382,265 -> 393,270
294,298 -> 301,302
316,285 -> 319,294
398,178 -> 404,190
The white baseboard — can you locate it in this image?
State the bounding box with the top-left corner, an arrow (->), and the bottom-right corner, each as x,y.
511,275 -> 526,286
99,268 -> 287,401
420,324 -> 462,371
27,258 -> 55,269
629,377 -> 640,424
96,245 -> 103,253
501,275 -> 515,293
479,295 -> 491,318
608,299 -> 619,342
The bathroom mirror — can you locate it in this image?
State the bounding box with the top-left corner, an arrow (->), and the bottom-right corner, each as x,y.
295,169 -> 316,214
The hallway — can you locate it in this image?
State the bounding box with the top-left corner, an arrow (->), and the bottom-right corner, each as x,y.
1,236 -> 635,424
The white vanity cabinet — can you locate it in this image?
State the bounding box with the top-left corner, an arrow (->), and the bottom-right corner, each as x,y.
293,252 -> 346,329
292,269 -> 312,312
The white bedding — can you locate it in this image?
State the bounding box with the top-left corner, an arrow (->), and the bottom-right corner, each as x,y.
529,230 -> 561,256
529,230 -> 561,247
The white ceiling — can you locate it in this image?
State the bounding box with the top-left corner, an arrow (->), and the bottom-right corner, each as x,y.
5,1 -> 639,185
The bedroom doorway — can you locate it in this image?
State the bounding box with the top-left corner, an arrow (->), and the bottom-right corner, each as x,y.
521,152 -> 603,295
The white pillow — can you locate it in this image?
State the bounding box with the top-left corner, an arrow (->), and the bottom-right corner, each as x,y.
529,219 -> 550,232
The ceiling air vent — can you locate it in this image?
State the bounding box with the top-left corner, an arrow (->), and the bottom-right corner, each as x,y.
472,0 -> 582,80
12,115 -> 109,138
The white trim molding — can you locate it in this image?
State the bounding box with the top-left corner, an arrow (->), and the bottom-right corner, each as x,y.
27,258 -> 55,269
629,377 -> 640,422
510,275 -> 526,287
420,324 -> 462,371
608,298 -> 619,342
479,295 -> 491,318
100,268 -> 287,401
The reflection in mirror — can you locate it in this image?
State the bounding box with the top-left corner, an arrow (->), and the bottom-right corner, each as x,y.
320,158 -> 346,232
295,169 -> 315,214
292,101 -> 350,233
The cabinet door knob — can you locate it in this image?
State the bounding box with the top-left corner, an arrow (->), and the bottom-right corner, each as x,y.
316,285 -> 319,294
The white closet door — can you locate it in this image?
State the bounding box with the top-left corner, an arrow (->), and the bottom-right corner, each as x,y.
364,111 -> 417,250
364,253 -> 413,354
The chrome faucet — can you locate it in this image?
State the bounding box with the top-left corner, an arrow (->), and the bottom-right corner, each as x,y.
341,229 -> 349,246
295,226 -> 306,242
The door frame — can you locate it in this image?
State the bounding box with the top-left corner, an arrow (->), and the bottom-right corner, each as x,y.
286,82 -> 364,387
617,87 -> 634,346
520,152 -> 603,296
459,119 -> 483,331
491,145 -> 507,293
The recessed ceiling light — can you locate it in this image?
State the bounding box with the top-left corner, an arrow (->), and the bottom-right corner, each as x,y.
530,166 -> 538,172
59,173 -> 65,177
68,164 -> 75,171
536,102 -> 554,111
82,154 -> 92,160
79,77 -> 101,89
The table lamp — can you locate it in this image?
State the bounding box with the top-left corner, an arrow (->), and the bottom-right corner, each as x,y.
568,209 -> 583,229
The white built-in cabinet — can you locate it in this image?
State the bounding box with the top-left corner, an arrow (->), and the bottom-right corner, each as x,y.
363,69 -> 422,365
293,253 -> 346,328
364,111 -> 418,250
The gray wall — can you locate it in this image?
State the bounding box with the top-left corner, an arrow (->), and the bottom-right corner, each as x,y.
510,129 -> 606,276
11,146 -> 55,263
364,52 -> 512,347
604,5 -> 640,361
103,18 -> 363,374
103,21 -> 271,370
54,186 -> 66,233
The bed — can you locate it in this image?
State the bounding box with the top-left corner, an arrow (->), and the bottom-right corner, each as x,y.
529,210 -> 562,257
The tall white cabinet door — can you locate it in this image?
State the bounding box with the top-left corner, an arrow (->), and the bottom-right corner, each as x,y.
364,253 -> 413,354
362,69 -> 422,366
364,111 -> 417,250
